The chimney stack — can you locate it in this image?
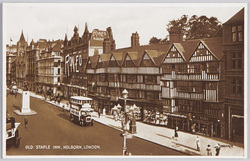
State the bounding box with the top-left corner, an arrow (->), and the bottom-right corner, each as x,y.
103,38 -> 111,54
168,27 -> 183,43
131,32 -> 140,48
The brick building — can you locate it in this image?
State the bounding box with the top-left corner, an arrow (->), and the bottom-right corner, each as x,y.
62,23 -> 116,99
222,8 -> 244,142
37,40 -> 64,94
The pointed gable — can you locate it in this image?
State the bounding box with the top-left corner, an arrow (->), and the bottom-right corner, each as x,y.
162,44 -> 185,63
112,52 -> 126,66
123,52 -> 136,67
99,54 -> 111,67
109,54 -> 119,67
190,38 -> 223,62
224,8 -> 244,25
86,58 -> 92,69
140,50 -> 156,67
201,38 -> 223,60
96,55 -> 103,68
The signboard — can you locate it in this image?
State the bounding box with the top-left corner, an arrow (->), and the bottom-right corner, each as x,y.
65,54 -> 83,76
91,29 -> 108,41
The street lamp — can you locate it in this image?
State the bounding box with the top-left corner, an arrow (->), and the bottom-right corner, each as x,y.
122,89 -> 128,156
122,89 -> 128,112
128,104 -> 137,134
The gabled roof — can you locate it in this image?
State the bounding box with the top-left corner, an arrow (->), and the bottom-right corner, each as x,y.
89,55 -> 99,68
112,52 -> 126,66
126,52 -> 138,66
140,50 -> 166,66
173,40 -> 200,61
114,43 -> 171,56
224,8 -> 244,25
201,37 -> 223,60
99,54 -> 112,67
52,41 -> 63,52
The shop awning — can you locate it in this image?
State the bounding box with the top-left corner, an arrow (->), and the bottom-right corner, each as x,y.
232,115 -> 244,119
163,112 -> 187,118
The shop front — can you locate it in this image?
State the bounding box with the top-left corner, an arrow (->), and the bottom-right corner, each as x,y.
191,117 -> 222,138
117,98 -> 143,121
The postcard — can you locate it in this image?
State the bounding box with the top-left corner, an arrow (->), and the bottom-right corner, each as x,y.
3,3 -> 247,158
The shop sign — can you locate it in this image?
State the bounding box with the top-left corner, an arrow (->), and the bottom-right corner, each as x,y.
92,29 -> 107,41
65,54 -> 83,76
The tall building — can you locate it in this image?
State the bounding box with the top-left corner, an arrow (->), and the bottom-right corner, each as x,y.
223,8 -> 244,142
37,40 -> 64,94
26,39 -> 48,91
62,23 -> 116,99
16,30 -> 28,88
6,44 -> 17,87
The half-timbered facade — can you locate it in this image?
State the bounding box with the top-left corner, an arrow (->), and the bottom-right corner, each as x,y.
161,38 -> 226,138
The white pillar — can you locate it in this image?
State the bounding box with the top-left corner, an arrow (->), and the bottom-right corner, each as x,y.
21,91 -> 31,113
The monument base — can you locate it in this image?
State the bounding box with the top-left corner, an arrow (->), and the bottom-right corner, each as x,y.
14,109 -> 37,115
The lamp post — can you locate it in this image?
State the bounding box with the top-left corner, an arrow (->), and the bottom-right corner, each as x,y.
122,89 -> 128,156
129,104 -> 137,134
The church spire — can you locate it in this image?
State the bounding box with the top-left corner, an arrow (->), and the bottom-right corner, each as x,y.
64,33 -> 68,41
85,22 -> 88,31
19,30 -> 26,42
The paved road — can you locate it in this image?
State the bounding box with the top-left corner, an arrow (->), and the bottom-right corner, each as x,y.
6,93 -> 185,156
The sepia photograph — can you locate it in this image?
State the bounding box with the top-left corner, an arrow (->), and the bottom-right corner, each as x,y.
3,3 -> 247,158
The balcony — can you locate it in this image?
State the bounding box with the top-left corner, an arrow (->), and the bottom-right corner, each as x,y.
96,81 -> 108,86
96,68 -> 106,73
107,67 -> 120,73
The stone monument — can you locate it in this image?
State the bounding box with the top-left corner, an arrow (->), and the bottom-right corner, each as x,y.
21,91 -> 30,113
14,82 -> 37,115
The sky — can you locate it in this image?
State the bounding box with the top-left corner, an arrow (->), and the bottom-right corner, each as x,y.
3,3 -> 245,49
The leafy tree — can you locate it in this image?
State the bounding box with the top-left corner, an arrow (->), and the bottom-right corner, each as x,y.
166,15 -> 222,40
166,15 -> 188,35
149,37 -> 162,44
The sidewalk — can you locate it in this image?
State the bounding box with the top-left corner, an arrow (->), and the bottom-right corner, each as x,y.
15,89 -> 245,157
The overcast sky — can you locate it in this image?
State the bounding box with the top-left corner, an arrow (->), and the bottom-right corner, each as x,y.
3,3 -> 245,49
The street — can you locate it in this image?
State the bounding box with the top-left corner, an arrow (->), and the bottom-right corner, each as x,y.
6,93 -> 185,156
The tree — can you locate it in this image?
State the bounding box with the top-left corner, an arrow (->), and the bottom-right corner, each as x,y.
166,15 -> 222,40
166,15 -> 188,35
149,37 -> 162,44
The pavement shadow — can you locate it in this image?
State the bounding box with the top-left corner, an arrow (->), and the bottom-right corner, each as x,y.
12,105 -> 21,111
172,141 -> 198,151
156,133 -> 172,139
57,112 -> 70,122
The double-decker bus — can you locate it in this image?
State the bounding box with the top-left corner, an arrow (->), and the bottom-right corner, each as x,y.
69,96 -> 94,126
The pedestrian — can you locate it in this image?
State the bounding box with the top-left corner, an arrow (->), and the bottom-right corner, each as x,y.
231,129 -> 236,143
191,123 -> 196,134
174,127 -> 178,137
98,109 -> 101,118
6,111 -> 10,121
214,143 -> 221,156
206,144 -> 212,156
196,136 -> 200,151
24,117 -> 28,128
